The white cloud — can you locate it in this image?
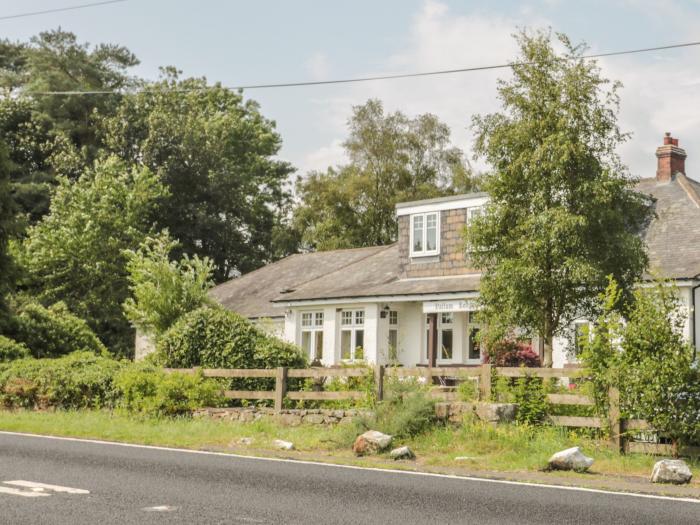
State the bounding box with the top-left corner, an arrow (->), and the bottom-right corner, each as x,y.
301,139 -> 347,174
299,0 -> 700,180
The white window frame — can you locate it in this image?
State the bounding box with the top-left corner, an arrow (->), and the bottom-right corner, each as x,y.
300,311 -> 324,362
465,206 -> 484,254
410,211 -> 440,257
466,311 -> 482,364
425,312 -> 454,363
340,309 -> 365,362
387,310 -> 399,361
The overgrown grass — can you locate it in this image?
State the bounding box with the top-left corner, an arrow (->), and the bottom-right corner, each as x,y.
0,409 -> 697,482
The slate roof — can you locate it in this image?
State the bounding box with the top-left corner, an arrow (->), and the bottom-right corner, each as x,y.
636,173 -> 700,279
213,173 -> 700,317
208,245 -> 389,318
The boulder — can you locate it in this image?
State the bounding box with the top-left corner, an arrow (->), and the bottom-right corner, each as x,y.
651,459 -> 693,485
390,446 -> 415,460
474,403 -> 517,424
273,439 -> 294,451
547,447 -> 594,472
353,430 -> 392,456
303,413 -> 326,425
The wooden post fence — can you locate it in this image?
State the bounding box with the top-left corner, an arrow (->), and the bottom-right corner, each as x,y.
480,363 -> 492,401
375,365 -> 384,402
608,386 -> 622,452
274,366 -> 288,413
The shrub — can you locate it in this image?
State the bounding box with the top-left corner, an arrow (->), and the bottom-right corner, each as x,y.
0,336 -> 30,362
13,302 -> 107,358
157,306 -> 307,393
457,379 -> 479,402
486,340 -> 541,367
581,278 -> 700,453
0,351 -> 124,409
353,378 -> 437,439
513,376 -> 548,425
115,365 -> 224,417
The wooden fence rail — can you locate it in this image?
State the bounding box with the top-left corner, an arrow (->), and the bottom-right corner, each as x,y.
164,364 -> 696,455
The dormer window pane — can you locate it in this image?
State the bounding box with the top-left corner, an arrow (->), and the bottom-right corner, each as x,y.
410,212 -> 439,257
426,214 -> 437,251
412,215 -> 424,252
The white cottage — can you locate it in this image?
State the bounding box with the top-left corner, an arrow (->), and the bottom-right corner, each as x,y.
210,134 -> 700,367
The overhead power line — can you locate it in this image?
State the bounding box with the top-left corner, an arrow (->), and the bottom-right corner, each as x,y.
23,38 -> 700,95
0,0 -> 127,21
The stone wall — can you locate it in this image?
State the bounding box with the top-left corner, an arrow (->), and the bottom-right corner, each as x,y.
398,209 -> 479,278
193,407 -> 371,426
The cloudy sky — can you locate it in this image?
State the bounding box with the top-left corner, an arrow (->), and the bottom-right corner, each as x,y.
3,0 -> 700,180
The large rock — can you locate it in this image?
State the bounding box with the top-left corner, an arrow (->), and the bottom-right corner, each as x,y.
389,446 -> 415,460
474,403 -> 517,424
547,447 -> 594,472
651,459 -> 693,485
273,439 -> 294,451
353,430 -> 392,456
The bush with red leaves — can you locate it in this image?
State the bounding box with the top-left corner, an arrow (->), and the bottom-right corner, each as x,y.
485,339 -> 542,367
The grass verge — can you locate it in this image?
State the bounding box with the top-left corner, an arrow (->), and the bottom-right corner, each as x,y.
0,409 -> 697,489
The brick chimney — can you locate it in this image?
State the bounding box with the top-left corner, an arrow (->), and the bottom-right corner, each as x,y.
656,132 -> 687,182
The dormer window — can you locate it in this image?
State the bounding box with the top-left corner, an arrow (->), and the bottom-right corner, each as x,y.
410,211 -> 440,257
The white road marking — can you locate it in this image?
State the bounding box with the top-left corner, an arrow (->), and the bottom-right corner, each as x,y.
0,430 -> 698,504
0,486 -> 50,498
4,480 -> 89,494
142,505 -> 178,512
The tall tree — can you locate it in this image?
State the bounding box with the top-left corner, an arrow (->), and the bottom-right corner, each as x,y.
467,31 -> 652,366
0,142 -> 15,322
101,69 -> 295,281
18,156 -> 165,355
294,99 -> 477,251
0,29 -> 138,227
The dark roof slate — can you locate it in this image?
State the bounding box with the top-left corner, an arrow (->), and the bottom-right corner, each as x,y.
213,173 -> 700,315
636,174 -> 700,279
208,245 -> 388,318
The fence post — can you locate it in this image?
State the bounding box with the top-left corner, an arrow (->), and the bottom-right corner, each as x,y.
375,365 -> 384,402
480,364 -> 492,401
608,386 -> 622,453
274,366 -> 288,413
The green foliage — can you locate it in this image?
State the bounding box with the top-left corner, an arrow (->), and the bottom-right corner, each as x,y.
0,29 -> 138,226
13,302 -> 107,358
123,231 -> 214,340
314,364 -> 376,409
468,30 -> 652,366
353,378 -> 437,439
18,156 -> 166,355
294,99 -> 478,250
114,365 -> 224,417
581,279 -> 700,452
157,306 -> 306,392
0,142 -> 15,317
512,377 -> 549,426
0,335 -> 30,362
457,379 -> 479,402
101,69 -> 295,281
0,351 -> 124,410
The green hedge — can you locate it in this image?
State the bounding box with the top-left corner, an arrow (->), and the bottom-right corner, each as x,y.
13,302 -> 107,358
0,336 -> 30,362
157,306 -> 307,393
0,351 -> 123,410
115,364 -> 224,417
0,352 -> 223,416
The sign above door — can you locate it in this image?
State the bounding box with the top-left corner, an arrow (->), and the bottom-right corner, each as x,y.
422,299 -> 479,314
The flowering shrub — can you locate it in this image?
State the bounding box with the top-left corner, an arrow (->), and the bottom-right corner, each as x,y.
486,340 -> 541,367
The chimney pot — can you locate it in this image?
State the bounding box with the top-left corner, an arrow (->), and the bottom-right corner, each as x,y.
656,133 -> 686,182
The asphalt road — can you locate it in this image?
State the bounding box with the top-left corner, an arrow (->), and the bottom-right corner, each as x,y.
0,432 -> 697,524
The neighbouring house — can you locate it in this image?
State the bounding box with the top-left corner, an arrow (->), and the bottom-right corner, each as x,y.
211,134 -> 700,367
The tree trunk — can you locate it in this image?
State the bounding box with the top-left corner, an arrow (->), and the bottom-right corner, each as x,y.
543,317 -> 554,367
